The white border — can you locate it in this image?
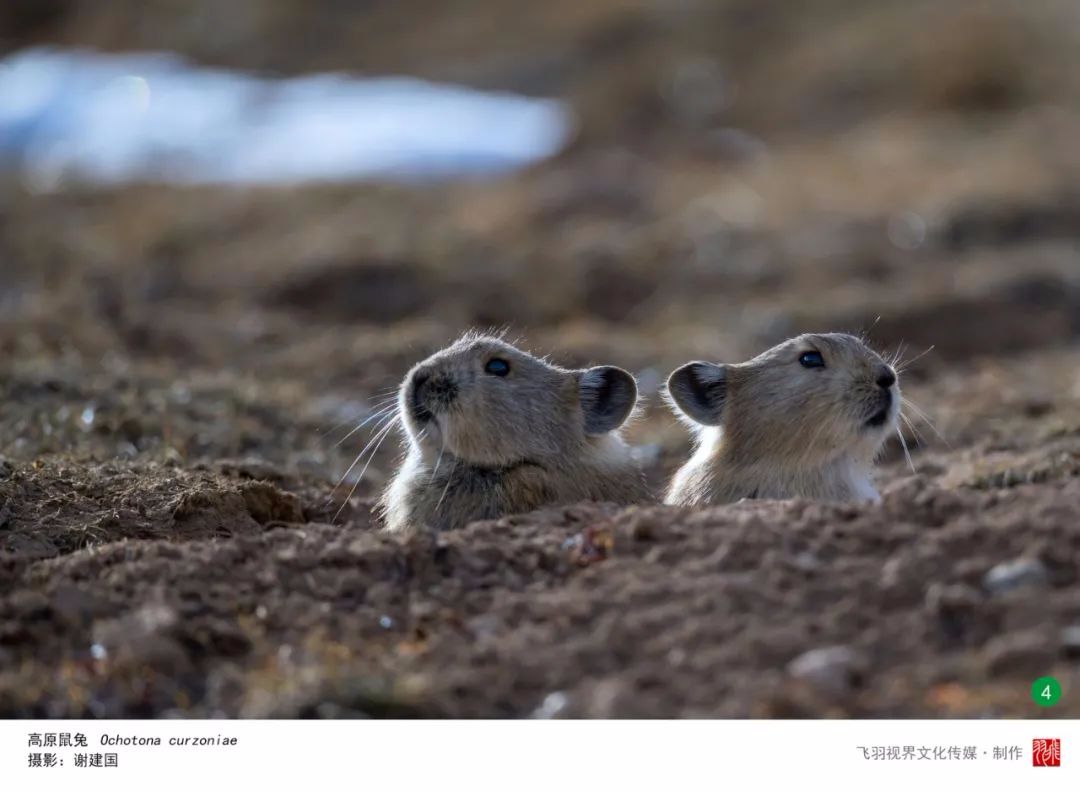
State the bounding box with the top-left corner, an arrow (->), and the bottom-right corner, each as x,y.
3,719 -> 1079,790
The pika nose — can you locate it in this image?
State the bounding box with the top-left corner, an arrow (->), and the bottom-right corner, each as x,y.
875,366 -> 896,390
412,367 -> 456,411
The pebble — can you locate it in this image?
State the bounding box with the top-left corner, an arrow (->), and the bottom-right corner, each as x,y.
983,557 -> 1049,595
787,646 -> 864,695
1061,626 -> 1080,659
531,691 -> 569,719
791,552 -> 822,573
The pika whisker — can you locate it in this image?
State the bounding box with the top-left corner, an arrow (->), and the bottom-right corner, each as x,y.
433,458 -> 457,516
327,409 -> 399,502
898,411 -> 925,446
895,424 -> 915,473
333,416 -> 399,524
896,344 -> 935,373
334,402 -> 398,448
902,396 -> 948,446
430,440 -> 445,483
317,415 -> 353,438
858,315 -> 882,345
317,393 -> 398,443
887,341 -> 907,370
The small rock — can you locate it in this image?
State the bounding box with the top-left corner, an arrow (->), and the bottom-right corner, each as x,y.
531,691 -> 569,719
787,646 -> 865,695
983,558 -> 1049,595
580,678 -> 628,718
879,555 -> 907,590
983,630 -> 1055,677
1060,626 -> 1080,659
790,552 -> 822,572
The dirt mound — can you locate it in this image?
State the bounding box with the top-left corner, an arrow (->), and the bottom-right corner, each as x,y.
1,478 -> 1078,717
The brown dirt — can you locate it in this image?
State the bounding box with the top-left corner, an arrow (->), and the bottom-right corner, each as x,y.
2,0 -> 1080,718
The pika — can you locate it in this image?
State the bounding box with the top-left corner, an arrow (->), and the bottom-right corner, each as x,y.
380,333 -> 651,533
664,333 -> 900,506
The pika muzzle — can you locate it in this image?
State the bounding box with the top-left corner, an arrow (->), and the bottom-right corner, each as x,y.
411,367 -> 458,419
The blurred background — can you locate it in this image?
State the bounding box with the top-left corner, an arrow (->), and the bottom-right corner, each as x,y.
1,0 -> 1079,497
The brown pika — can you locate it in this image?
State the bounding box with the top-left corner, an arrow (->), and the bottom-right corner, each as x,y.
380,332 -> 651,533
664,333 -> 900,506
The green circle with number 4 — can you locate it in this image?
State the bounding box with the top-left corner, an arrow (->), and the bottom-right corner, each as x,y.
1032,676 -> 1062,707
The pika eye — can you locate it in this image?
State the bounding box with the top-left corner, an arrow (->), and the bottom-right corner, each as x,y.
484,358 -> 510,377
799,351 -> 825,369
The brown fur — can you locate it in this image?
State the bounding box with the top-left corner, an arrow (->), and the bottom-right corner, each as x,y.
381,332 -> 651,533
665,333 -> 900,506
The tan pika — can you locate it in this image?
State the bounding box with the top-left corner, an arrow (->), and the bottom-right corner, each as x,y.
664,333 -> 900,506
380,332 -> 651,534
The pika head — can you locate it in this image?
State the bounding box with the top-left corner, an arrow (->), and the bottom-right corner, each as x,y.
400,334 -> 639,465
665,333 -> 900,506
383,333 -> 650,533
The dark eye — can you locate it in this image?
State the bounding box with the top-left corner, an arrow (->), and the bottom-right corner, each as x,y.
484,358 -> 510,377
799,351 -> 825,369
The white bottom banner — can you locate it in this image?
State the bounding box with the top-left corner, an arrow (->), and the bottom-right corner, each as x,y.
2,719 -> 1077,789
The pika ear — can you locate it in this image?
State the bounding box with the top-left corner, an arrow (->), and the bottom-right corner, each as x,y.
579,366 -> 638,435
666,362 -> 727,426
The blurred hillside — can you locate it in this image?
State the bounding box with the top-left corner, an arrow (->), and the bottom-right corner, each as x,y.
2,0 -> 1080,430
4,0 -> 1080,149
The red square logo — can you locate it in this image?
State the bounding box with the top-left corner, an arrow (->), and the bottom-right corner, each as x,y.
1033,738 -> 1061,767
